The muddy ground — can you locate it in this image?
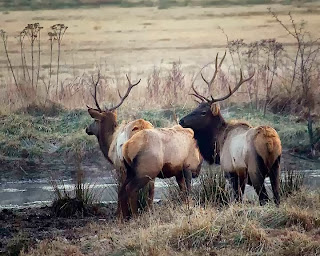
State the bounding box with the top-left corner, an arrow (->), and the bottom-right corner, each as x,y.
0,203 -> 117,255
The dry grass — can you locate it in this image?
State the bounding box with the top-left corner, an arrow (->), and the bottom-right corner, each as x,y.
21,239 -> 84,256
1,4 -> 320,112
22,189 -> 320,256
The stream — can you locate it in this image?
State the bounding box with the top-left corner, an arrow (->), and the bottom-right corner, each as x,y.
0,165 -> 319,209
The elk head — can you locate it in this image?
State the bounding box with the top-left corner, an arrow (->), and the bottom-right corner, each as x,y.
179,52 -> 254,164
179,52 -> 255,131
86,71 -> 141,140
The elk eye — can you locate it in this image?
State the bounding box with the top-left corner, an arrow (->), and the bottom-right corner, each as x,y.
201,111 -> 206,116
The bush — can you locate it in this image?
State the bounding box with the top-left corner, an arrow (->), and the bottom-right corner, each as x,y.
17,101 -> 64,117
192,166 -> 231,207
280,169 -> 305,198
50,155 -> 100,217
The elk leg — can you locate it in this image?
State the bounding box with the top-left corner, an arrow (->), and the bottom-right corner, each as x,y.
248,153 -> 269,205
183,169 -> 192,202
118,178 -> 131,220
183,170 -> 192,193
116,167 -> 127,218
126,176 -> 153,216
229,172 -> 241,202
176,172 -> 187,202
128,191 -> 139,217
254,181 -> 268,206
238,169 -> 248,202
147,179 -> 155,211
269,155 -> 281,206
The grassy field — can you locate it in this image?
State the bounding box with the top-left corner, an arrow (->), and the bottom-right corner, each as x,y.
1,0 -> 320,11
18,189 -> 320,256
1,4 -> 320,76
1,3 -> 320,113
0,105 -> 318,160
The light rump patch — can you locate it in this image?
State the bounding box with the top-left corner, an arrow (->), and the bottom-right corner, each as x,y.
253,126 -> 282,167
114,119 -> 153,166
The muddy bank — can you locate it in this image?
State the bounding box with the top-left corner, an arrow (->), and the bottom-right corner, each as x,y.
0,204 -> 117,255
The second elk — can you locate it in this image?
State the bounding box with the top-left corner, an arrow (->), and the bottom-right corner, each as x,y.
179,52 -> 282,206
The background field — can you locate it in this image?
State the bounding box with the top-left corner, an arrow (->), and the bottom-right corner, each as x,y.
1,3 -> 320,110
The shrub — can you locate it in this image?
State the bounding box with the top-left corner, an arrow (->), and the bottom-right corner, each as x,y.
192,166 -> 231,207
280,169 -> 305,198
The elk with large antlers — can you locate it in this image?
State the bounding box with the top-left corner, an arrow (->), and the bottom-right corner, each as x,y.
179,53 -> 282,206
85,72 -> 154,218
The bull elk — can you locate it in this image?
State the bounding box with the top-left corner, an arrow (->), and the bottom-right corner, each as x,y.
119,125 -> 203,218
85,72 -> 154,218
179,52 -> 282,206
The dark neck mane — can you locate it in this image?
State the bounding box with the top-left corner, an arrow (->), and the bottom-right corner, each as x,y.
194,117 -> 252,165
193,114 -> 227,165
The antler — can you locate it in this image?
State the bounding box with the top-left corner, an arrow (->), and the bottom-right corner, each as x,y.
190,83 -> 211,103
211,69 -> 255,103
201,51 -> 226,91
88,71 -> 102,112
108,74 -> 141,111
190,52 -> 255,104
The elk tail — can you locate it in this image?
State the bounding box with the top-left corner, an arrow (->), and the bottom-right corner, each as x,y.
253,126 -> 282,169
122,131 -> 145,167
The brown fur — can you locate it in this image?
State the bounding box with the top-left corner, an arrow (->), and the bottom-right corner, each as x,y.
86,108 -> 155,219
253,126 -> 282,168
120,125 -> 202,218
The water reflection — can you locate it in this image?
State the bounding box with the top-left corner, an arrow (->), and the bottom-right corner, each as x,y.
0,170 -> 319,209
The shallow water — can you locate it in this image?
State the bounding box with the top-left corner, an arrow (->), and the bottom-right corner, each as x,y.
0,175 -> 172,209
0,169 -> 319,209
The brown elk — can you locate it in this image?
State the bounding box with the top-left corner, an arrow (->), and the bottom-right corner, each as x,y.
119,125 -> 203,218
179,53 -> 282,206
85,72 -> 154,218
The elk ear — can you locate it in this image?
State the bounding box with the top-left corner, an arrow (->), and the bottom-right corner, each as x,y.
132,126 -> 139,132
111,109 -> 117,119
210,104 -> 220,116
88,108 -> 104,120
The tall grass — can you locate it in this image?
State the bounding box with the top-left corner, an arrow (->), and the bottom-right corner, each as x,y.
280,168 -> 305,198
50,154 -> 100,217
23,188 -> 320,256
192,167 -> 231,207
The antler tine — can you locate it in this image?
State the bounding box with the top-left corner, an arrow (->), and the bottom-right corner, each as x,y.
200,73 -> 210,88
190,79 -> 211,102
201,51 -> 227,91
108,74 -> 141,111
193,99 -> 202,104
211,69 -> 255,103
90,71 -> 102,112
